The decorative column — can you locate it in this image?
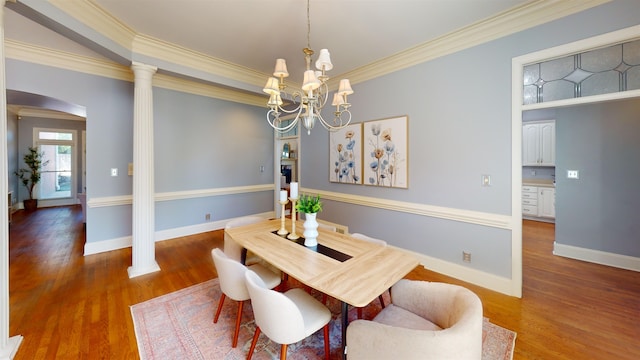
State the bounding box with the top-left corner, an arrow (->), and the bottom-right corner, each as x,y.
127,62 -> 160,278
0,1 -> 24,357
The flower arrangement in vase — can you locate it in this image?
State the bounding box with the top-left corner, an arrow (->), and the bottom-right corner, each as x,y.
296,194 -> 322,247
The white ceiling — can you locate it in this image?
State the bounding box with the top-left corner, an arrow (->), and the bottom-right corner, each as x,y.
92,0 -> 531,85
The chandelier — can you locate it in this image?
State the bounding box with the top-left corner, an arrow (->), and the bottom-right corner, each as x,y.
263,0 -> 354,135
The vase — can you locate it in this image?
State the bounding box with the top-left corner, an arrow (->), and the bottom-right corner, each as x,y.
23,199 -> 38,211
303,212 -> 319,247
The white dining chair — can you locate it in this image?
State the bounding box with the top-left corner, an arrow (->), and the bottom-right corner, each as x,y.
211,248 -> 281,348
351,232 -> 389,319
244,270 -> 332,360
224,216 -> 265,265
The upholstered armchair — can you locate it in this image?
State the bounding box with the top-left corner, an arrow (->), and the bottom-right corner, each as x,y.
346,279 -> 483,360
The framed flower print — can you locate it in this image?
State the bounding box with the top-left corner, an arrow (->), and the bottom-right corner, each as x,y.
363,116 -> 408,189
329,123 -> 363,184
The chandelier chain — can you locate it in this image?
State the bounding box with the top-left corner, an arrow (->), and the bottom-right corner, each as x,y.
307,0 -> 311,50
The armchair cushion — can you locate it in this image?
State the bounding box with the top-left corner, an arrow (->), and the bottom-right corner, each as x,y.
346,279 -> 483,360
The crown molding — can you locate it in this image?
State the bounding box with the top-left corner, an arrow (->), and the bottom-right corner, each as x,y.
152,74 -> 265,107
49,0 -> 269,90
132,34 -> 268,89
22,0 -> 611,99
9,105 -> 85,121
49,0 -> 136,50
5,39 -> 265,106
336,0 -> 612,86
5,39 -> 132,80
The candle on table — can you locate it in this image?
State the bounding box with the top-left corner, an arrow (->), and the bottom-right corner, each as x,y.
279,190 -> 287,202
290,182 -> 298,198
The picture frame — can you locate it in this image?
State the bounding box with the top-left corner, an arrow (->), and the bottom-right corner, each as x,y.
362,116 -> 408,189
329,123 -> 363,184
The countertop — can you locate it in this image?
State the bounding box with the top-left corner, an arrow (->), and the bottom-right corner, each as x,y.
523,178 -> 555,187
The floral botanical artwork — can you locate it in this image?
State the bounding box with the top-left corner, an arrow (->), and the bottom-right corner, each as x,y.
363,116 -> 408,188
329,123 -> 362,184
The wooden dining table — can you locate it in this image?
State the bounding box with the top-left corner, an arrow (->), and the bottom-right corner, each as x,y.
225,217 -> 419,359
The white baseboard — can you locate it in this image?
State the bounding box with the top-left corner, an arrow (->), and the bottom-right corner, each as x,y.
0,335 -> 23,360
399,246 -> 516,296
83,211 -> 274,256
553,242 -> 640,272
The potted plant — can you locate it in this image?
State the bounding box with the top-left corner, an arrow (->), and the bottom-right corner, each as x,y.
15,146 -> 49,211
296,194 -> 323,247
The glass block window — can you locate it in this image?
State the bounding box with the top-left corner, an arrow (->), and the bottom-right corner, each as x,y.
523,39 -> 640,105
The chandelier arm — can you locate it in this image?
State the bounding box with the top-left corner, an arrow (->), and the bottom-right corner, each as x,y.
267,109 -> 300,133
315,109 -> 352,132
316,82 -> 330,109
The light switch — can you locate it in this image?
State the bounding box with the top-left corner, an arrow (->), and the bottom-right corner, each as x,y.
110,168 -> 118,177
481,174 -> 491,186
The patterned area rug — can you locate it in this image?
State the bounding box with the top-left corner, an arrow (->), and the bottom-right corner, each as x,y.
131,279 -> 516,360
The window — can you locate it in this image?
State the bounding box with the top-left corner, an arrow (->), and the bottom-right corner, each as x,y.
35,129 -> 76,201
523,39 -> 640,104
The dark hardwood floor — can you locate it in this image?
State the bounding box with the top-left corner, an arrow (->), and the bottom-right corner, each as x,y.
8,206 -> 640,359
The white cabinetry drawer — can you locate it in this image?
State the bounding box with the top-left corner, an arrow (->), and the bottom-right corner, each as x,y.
523,205 -> 538,215
522,186 -> 537,193
522,192 -> 537,199
522,198 -> 538,206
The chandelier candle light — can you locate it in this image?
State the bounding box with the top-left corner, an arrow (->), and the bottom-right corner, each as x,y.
287,182 -> 300,240
278,190 -> 289,236
263,0 -> 354,135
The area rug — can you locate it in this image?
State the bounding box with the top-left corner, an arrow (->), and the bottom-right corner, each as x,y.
131,279 -> 516,360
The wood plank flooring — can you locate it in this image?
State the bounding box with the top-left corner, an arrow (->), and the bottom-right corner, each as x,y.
8,206 -> 640,359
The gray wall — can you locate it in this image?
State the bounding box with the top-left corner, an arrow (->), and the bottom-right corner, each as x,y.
153,87 -> 274,231
6,60 -> 272,244
555,99 -> 640,257
301,0 -> 640,278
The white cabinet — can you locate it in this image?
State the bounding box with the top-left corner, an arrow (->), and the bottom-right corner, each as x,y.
522,186 -> 539,217
523,120 -> 555,166
538,187 -> 556,218
522,185 -> 555,221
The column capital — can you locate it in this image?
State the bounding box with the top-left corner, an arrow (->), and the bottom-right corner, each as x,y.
131,61 -> 158,74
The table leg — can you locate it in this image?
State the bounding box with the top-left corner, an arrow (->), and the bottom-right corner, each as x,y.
341,301 -> 348,360
240,248 -> 247,265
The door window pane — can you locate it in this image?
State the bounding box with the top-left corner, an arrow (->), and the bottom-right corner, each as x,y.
39,144 -> 72,200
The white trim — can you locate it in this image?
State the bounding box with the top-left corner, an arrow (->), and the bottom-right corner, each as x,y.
84,235 -> 132,255
303,187 -> 512,230
155,184 -> 273,202
0,335 -> 23,360
49,0 -> 609,91
83,211 -> 273,256
396,246 -> 514,296
553,242 -> 640,272
5,40 -> 266,107
86,184 -> 274,208
5,39 -> 132,81
512,24 -> 640,298
333,0 -> 610,87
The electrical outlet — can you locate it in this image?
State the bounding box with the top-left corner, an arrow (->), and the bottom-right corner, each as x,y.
205,213 -> 211,221
463,251 -> 471,263
567,170 -> 579,179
